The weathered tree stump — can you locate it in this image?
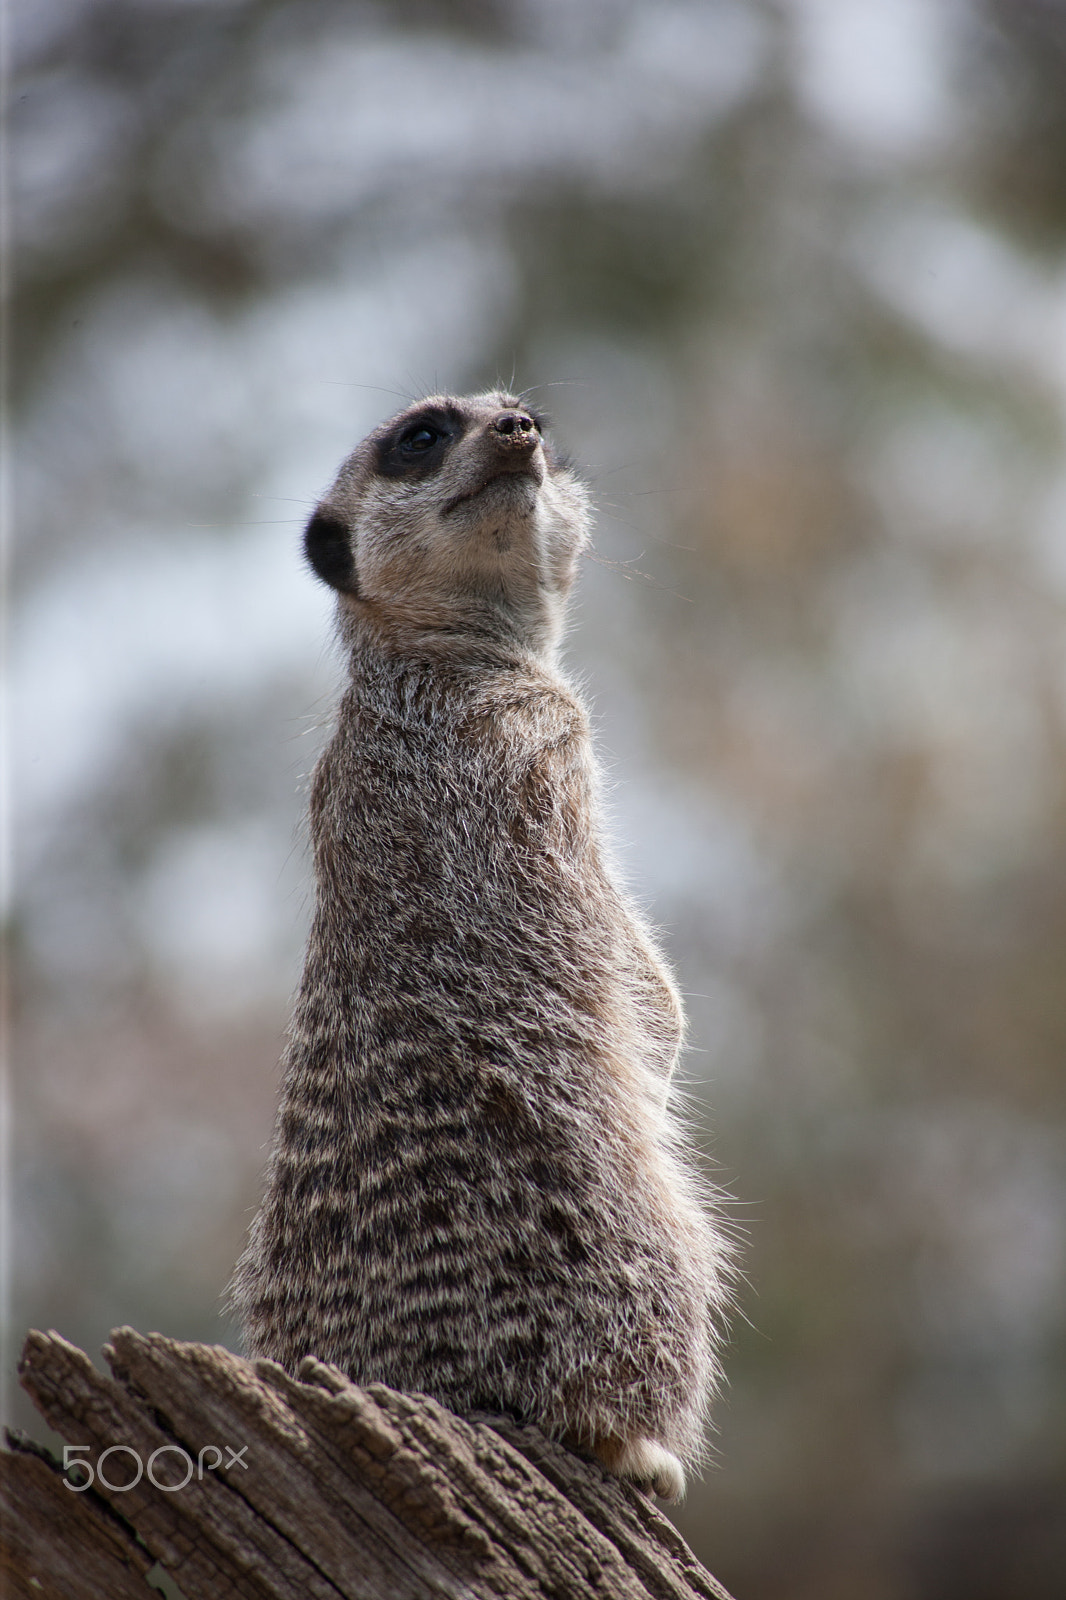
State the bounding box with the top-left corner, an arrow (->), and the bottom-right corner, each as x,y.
2,1328 -> 735,1599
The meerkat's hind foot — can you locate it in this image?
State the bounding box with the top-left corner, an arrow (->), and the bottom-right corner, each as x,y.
594,1436 -> 687,1501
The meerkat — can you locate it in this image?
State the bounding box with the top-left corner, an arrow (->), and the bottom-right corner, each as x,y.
230,391 -> 732,1499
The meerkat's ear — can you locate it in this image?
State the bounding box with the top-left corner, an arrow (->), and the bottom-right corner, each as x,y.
304,507 -> 360,594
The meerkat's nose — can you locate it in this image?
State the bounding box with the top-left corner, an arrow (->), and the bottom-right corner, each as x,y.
490,411 -> 538,448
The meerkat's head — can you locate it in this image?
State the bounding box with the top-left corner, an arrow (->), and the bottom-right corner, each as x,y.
304,391 -> 591,659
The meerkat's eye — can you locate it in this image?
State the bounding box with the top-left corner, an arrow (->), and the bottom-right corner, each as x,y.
400,425 -> 443,455
375,410 -> 459,477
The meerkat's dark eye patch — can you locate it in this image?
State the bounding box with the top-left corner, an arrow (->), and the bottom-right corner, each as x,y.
375,405 -> 464,478
304,508 -> 359,594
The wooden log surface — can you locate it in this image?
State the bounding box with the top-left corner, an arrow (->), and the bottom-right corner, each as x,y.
2,1328 -> 735,1600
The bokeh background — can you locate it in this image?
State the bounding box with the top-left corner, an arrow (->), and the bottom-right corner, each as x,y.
8,1 -> 1066,1594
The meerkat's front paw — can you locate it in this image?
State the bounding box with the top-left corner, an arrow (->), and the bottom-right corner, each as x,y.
594,1436 -> 687,1500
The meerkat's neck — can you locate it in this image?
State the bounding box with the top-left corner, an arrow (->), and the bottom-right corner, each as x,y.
335,593 -> 567,675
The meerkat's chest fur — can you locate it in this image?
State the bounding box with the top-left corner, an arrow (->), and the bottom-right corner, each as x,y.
310,652 -> 669,1120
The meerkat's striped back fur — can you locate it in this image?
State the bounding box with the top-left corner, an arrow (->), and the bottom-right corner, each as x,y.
230,392 -> 732,1498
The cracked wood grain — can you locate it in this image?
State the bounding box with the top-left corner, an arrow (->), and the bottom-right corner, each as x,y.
3,1328 -> 735,1600
1,1436 -> 153,1600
